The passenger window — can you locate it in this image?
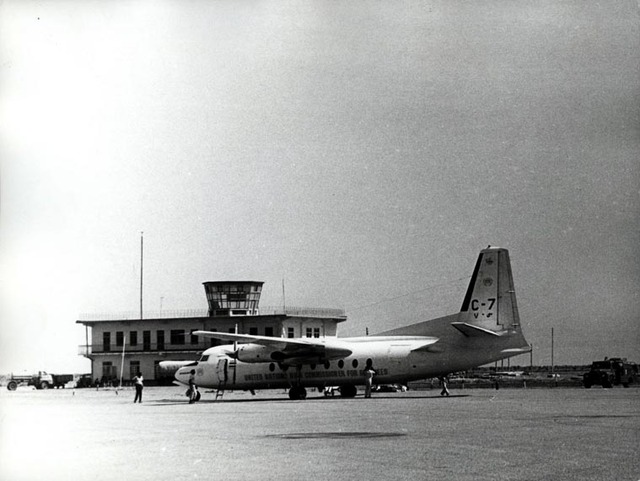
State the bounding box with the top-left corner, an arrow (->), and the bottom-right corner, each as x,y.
352,359 -> 359,368
338,360 -> 344,369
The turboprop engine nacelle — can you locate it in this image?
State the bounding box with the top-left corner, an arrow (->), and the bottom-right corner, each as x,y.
235,343 -> 281,363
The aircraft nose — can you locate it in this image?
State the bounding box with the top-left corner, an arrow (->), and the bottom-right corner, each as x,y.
175,364 -> 197,382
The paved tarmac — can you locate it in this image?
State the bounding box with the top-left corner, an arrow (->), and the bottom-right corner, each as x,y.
1,386 -> 638,481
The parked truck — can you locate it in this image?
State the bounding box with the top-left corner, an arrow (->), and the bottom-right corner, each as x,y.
6,372 -> 76,390
6,371 -> 54,391
583,358 -> 638,388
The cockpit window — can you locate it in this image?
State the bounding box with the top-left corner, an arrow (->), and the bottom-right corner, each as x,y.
200,355 -> 209,362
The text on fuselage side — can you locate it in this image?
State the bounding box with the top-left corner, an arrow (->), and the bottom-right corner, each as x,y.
244,368 -> 390,382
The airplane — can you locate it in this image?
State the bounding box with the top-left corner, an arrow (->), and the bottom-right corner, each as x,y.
162,246 -> 531,400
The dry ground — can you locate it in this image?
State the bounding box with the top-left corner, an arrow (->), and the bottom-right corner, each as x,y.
1,386 -> 638,480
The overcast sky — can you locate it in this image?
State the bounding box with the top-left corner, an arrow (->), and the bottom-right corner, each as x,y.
1,0 -> 638,373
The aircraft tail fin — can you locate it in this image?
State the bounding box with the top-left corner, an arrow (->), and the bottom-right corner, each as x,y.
453,246 -> 521,335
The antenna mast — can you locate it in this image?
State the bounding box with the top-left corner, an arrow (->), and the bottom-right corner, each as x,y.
140,231 -> 144,320
282,277 -> 286,312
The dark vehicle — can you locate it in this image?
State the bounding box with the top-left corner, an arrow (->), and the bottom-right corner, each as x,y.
75,374 -> 94,388
51,374 -> 74,388
373,384 -> 400,393
583,358 -> 638,388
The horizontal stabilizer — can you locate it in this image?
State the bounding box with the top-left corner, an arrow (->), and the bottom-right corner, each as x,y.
500,346 -> 532,355
451,322 -> 502,337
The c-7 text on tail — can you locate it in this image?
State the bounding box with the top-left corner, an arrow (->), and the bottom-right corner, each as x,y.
161,247 -> 530,400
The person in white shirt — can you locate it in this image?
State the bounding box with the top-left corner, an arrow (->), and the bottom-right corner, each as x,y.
133,373 -> 144,403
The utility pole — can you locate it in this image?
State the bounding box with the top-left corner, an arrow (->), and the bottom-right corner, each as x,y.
530,343 -> 533,368
551,327 -> 555,375
282,277 -> 286,312
140,231 -> 144,320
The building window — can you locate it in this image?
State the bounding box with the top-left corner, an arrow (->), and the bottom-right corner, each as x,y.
157,330 -> 165,350
170,330 -> 184,345
313,328 -> 320,338
130,331 -> 138,347
265,327 -> 274,337
287,327 -> 295,338
102,361 -> 115,381
249,327 -> 258,335
306,328 -> 312,338
103,332 -> 111,352
130,360 -> 140,379
228,327 -> 235,333
143,331 -> 151,351
190,329 -> 199,345
116,331 -> 124,347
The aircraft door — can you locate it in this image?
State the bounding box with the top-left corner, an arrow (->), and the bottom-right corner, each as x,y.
216,358 -> 228,386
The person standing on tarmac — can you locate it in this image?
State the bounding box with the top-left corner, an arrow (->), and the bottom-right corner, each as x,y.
133,372 -> 144,403
188,369 -> 198,404
439,376 -> 450,396
364,360 -> 376,398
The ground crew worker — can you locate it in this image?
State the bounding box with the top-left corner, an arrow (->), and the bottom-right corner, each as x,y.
364,360 -> 376,398
439,376 -> 450,396
188,369 -> 198,404
133,372 -> 144,403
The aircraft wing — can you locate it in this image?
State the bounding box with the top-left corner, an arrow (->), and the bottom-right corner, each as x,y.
193,330 -> 352,363
194,330 -> 316,347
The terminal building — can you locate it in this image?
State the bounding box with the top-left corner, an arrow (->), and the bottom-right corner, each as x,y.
76,281 -> 346,385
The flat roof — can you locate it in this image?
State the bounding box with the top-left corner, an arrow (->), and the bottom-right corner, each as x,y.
202,281 -> 264,285
76,308 -> 347,325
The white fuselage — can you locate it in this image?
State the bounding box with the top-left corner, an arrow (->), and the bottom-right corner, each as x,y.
174,334 -> 515,391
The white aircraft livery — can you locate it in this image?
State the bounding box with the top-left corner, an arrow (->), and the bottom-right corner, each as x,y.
163,247 -> 531,400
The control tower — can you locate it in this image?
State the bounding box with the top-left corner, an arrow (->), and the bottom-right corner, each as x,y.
203,281 -> 264,317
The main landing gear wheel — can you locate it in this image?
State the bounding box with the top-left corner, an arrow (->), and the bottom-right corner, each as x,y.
288,386 -> 307,400
339,384 -> 357,398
